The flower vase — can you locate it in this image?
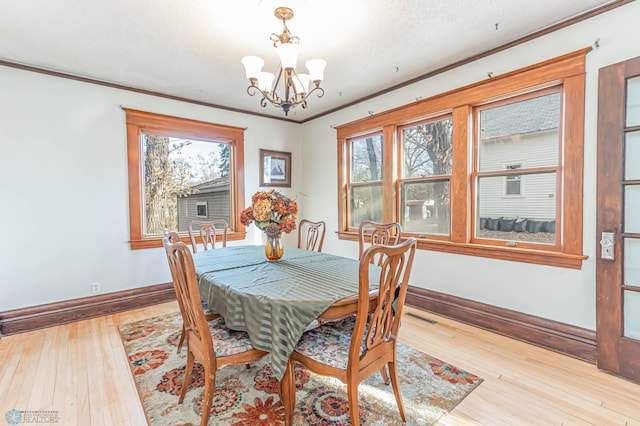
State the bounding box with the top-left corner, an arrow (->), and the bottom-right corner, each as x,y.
265,233 -> 284,262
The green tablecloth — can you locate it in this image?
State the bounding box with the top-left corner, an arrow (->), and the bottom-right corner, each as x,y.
193,245 -> 369,380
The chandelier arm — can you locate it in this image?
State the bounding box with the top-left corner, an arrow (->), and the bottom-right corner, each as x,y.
289,68 -> 302,102
257,91 -> 286,108
271,66 -> 284,102
284,69 -> 293,104
246,85 -> 261,97
303,86 -> 325,101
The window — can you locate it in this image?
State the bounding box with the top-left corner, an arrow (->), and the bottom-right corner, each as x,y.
196,201 -> 208,218
126,109 -> 246,249
475,90 -> 560,246
505,164 -> 522,196
337,49 -> 588,268
347,133 -> 384,226
400,116 -> 452,236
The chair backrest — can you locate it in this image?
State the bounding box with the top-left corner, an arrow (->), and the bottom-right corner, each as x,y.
162,235 -> 215,362
188,219 -> 228,253
358,221 -> 402,265
352,238 -> 417,365
164,229 -> 181,243
297,219 -> 326,252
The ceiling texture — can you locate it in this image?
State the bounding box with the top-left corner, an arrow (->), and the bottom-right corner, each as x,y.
0,0 -> 626,123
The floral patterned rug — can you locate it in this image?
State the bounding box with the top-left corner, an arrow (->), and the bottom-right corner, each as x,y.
119,312 -> 482,425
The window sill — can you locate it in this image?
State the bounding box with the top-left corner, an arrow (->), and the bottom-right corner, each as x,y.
130,231 -> 247,250
337,231 -> 587,269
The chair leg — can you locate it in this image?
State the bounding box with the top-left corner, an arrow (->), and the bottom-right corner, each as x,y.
180,350 -> 195,404
200,369 -> 216,426
388,360 -> 406,422
279,360 -> 295,426
177,324 -> 186,354
347,378 -> 360,426
379,364 -> 390,384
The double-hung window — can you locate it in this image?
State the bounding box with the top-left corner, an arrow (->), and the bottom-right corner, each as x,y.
347,133 -> 384,226
337,49 -> 588,268
399,116 -> 453,237
474,89 -> 561,247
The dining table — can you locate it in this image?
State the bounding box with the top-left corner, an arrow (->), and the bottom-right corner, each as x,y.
192,244 -> 379,381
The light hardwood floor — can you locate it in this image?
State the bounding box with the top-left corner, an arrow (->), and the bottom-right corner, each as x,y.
1,302 -> 639,425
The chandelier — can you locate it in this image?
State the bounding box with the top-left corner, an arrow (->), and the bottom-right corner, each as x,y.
242,7 -> 326,116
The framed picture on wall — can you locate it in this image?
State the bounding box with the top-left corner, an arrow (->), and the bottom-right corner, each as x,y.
260,149 -> 291,187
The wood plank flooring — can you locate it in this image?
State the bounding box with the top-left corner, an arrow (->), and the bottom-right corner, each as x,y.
0,302 -> 639,425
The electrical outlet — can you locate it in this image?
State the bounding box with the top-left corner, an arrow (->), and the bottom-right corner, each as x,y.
91,282 -> 101,294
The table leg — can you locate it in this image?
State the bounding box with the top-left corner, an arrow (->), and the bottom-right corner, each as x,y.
279,360 -> 295,426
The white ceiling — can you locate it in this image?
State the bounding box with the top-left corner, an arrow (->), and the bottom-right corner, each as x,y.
0,0 -> 618,122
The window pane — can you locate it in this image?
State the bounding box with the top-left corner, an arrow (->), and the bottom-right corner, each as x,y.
402,118 -> 453,178
143,135 -> 230,235
624,290 -> 640,339
349,184 -> 383,226
401,180 -> 450,235
506,175 -> 521,195
627,76 -> 640,127
479,92 -> 560,172
477,173 -> 556,244
624,238 -> 640,287
351,135 -> 383,183
625,185 -> 640,233
626,131 -> 640,180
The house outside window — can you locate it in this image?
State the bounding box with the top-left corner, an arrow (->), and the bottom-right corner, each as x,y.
336,49 -> 588,269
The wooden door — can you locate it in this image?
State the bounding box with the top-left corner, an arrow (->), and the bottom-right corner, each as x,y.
596,55 -> 640,382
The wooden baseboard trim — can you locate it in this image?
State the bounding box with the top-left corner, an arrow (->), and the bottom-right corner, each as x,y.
406,286 -> 596,364
0,283 -> 176,336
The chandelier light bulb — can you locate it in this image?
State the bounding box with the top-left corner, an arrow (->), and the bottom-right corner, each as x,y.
241,56 -> 264,81
276,43 -> 299,70
257,72 -> 275,93
306,59 -> 327,83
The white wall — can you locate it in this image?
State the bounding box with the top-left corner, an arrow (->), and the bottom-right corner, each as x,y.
0,66 -> 302,311
299,1 -> 640,330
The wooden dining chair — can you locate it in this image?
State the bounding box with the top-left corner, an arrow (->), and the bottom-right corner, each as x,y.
162,235 -> 268,426
358,220 -> 402,265
297,219 -> 326,252
165,231 -> 219,353
188,219 -> 228,253
285,237 -> 417,426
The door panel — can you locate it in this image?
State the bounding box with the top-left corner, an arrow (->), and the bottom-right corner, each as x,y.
596,55 -> 640,383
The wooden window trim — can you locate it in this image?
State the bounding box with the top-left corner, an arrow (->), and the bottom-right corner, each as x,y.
336,48 -> 589,269
125,108 -> 246,249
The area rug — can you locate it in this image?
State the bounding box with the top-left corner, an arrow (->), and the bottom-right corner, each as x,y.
119,312 -> 482,425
